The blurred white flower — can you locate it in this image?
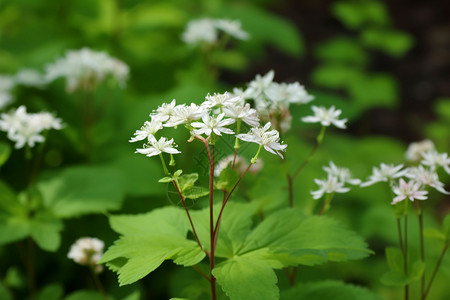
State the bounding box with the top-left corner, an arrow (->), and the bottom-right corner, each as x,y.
14,68 -> 47,88
68,237 -> 104,273
191,113 -> 235,136
244,70 -> 275,99
45,47 -> 129,93
311,175 -> 350,200
236,122 -> 287,159
0,105 -> 63,149
360,163 -> 409,187
129,119 -> 163,143
405,140 -> 435,162
135,136 -> 181,157
421,150 -> 450,174
182,18 -> 217,45
405,165 -> 449,194
214,19 -> 249,40
302,106 -> 347,129
265,82 -> 314,107
0,75 -> 15,110
323,161 -> 361,185
392,178 -> 428,205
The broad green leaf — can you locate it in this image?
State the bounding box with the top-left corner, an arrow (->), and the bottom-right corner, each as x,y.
0,142 -> 11,167
360,28 -> 414,57
281,280 -> 383,300
37,284 -> 64,300
101,207 -> 206,286
38,165 -> 125,218
213,255 -> 278,300
242,209 -> 372,265
29,211 -> 63,252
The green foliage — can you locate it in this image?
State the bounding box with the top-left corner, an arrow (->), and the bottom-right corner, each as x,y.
332,0 -> 390,29
215,163 -> 240,193
64,290 -> 105,300
315,37 -> 368,65
360,28 -> 414,57
0,142 -> 11,167
281,280 -> 383,300
37,284 -> 64,300
380,247 -> 425,286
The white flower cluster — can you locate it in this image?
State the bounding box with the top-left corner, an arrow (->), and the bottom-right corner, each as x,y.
0,75 -> 14,110
45,47 -> 129,93
68,237 -> 104,273
0,105 -> 63,149
182,18 -> 249,45
360,141 -> 450,205
311,161 -> 360,200
130,92 -> 286,160
234,70 -> 314,132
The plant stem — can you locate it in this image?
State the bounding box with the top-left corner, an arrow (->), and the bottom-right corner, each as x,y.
204,141 -> 217,300
172,180 -> 203,251
404,214 -> 409,300
418,209 -> 425,297
422,242 -> 448,300
90,266 -> 107,299
397,218 -> 404,254
192,265 -> 211,282
287,174 -> 294,208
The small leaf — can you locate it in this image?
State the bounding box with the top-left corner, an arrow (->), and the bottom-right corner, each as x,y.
37,284 -> 64,300
0,142 -> 11,167
423,228 -> 446,241
315,37 -> 368,65
360,28 -> 414,57
159,176 -> 173,183
385,247 -> 403,272
380,270 -> 409,286
215,164 -> 240,193
176,173 -> 208,200
312,63 -> 363,89
348,74 -> 398,109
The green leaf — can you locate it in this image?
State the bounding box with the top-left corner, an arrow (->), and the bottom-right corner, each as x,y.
332,0 -> 390,29
385,247 -> 403,272
101,207 -> 206,286
0,181 -> 29,245
241,209 -> 372,265
159,176 -> 173,183
176,173 -> 209,200
0,142 -> 11,167
360,28 -> 414,57
348,74 -> 398,109
381,260 -> 425,286
213,255 -> 278,300
423,228 -> 447,241
64,290 -> 105,300
312,63 -> 363,89
0,282 -> 12,300
38,165 -> 125,218
315,37 -> 368,65
29,211 -> 63,252
281,280 -> 383,300
37,284 -> 64,300
443,214 -> 450,239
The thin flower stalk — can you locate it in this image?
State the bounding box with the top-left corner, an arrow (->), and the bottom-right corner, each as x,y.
422,242 -> 449,300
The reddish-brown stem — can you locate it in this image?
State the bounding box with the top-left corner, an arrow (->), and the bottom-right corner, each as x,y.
172,180 -> 203,251
204,141 -> 217,300
192,265 -> 212,282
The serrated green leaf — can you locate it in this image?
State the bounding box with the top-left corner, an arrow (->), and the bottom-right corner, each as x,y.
241,209 -> 372,265
213,255 -> 278,300
101,207 -> 206,286
38,165 -> 125,218
0,142 -> 11,167
281,280 -> 383,300
215,164 -> 240,193
176,173 -> 208,200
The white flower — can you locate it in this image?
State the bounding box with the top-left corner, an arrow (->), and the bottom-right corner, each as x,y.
135,136 -> 181,157
0,75 -> 14,110
302,106 -> 347,129
191,113 -> 235,137
311,175 -> 351,200
360,163 -> 409,187
0,93 -> 13,110
214,19 -> 249,40
244,70 -> 275,99
391,178 -> 428,205
14,68 -> 47,88
202,92 -> 242,109
421,150 -> 450,174
223,103 -> 260,127
214,155 -> 262,176
45,47 -> 129,92
182,18 -> 217,45
406,165 -> 449,194
323,161 -> 361,185
0,106 -> 63,149
405,140 -> 435,162
236,122 -> 287,158
165,103 -> 204,127
265,82 -> 314,106
129,119 -> 163,143
151,99 -> 177,122
68,237 -> 104,273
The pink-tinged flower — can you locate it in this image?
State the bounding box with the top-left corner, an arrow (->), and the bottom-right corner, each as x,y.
236,122 -> 287,159
302,106 -> 347,129
191,113 -> 235,136
391,178 -> 428,205
311,175 -> 351,200
68,237 -> 104,273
